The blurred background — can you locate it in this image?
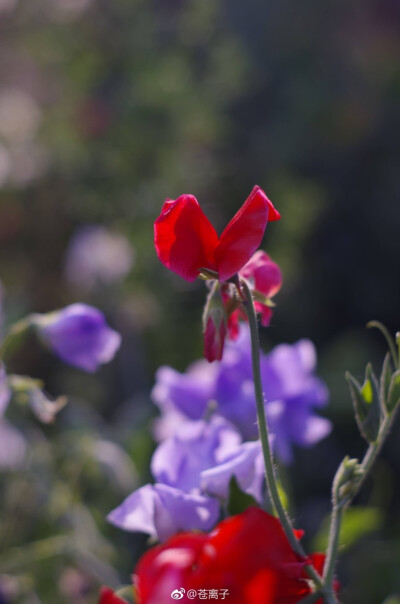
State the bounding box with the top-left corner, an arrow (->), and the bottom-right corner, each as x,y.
0,0 -> 399,602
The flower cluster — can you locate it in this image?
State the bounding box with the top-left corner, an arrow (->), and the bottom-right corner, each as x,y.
107,415 -> 265,540
153,325 -> 331,462
107,325 -> 330,540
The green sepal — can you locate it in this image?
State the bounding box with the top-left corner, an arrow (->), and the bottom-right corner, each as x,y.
387,369 -> 400,413
346,364 -> 381,443
380,352 -> 393,413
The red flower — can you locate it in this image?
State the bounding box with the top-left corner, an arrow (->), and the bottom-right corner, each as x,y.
154,186 -> 280,283
134,508 -> 333,604
224,251 -> 283,341
98,586 -> 128,604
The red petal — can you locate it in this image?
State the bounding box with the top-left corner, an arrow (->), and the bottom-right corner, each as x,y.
215,187 -> 275,282
154,195 -> 219,281
266,197 -> 281,222
98,586 -> 127,604
241,251 -> 282,298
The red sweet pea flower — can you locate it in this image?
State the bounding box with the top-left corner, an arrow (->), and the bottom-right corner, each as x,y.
223,251 -> 283,342
98,586 -> 128,604
134,508 -> 334,604
154,186 -> 280,283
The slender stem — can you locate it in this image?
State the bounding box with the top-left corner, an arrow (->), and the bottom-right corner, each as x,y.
241,279 -> 324,591
322,401 -> 399,598
322,504 -> 343,589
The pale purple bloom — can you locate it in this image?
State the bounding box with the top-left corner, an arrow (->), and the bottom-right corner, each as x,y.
201,441 -> 265,502
152,326 -> 331,462
107,483 -> 219,541
64,225 -> 134,290
260,339 -> 331,462
108,417 -> 266,540
33,303 -> 121,372
151,418 -> 241,492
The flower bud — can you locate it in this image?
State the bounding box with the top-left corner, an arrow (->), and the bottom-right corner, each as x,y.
202,284 -> 227,362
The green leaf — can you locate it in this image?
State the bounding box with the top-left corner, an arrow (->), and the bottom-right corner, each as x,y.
346,365 -> 381,443
387,369 -> 400,413
313,506 -> 383,552
380,352 -> 393,412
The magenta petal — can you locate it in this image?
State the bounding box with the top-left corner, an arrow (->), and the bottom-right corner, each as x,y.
215,186 -> 272,282
154,195 -> 219,281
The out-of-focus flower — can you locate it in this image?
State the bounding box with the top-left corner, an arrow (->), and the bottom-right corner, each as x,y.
134,507 -> 333,604
107,418 -> 266,540
154,186 -> 280,283
64,226 -> 134,290
152,326 -> 331,461
27,387 -> 67,424
33,303 -> 121,372
0,0 -> 17,13
98,586 -> 127,604
0,90 -> 41,144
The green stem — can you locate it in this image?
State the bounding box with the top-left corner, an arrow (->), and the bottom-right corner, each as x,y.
322,503 -> 343,593
322,403 -> 399,598
241,279 -> 324,591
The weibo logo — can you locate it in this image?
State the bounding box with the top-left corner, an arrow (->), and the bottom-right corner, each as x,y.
170,588 -> 185,599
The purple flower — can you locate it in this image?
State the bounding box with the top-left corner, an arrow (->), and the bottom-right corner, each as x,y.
33,303 -> 121,372
152,326 -> 331,462
261,339 -> 331,463
107,483 -> 219,541
150,418 -> 241,492
201,441 -> 265,502
108,417 -> 266,540
64,225 -> 134,290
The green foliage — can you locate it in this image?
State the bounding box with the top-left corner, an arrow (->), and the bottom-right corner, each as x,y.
313,506 -> 384,553
346,364 -> 382,443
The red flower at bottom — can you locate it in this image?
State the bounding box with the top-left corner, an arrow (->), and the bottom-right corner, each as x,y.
134,508 -> 336,604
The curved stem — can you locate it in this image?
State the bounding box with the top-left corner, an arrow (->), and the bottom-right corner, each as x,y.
322,402 -> 399,597
367,321 -> 398,369
241,279 -> 324,591
322,503 -> 343,590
